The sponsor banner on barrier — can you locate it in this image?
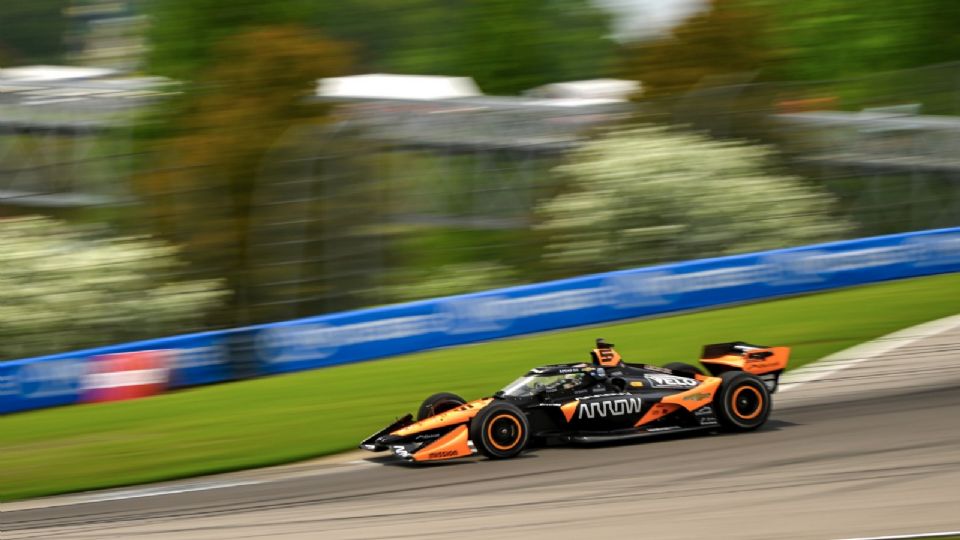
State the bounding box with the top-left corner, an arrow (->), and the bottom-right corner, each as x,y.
83,350 -> 171,403
0,334 -> 233,414
2,227 -> 959,414
251,228 -> 960,373
166,343 -> 231,388
0,358 -> 87,413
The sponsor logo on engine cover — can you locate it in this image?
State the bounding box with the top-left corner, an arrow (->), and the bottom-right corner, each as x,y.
578,397 -> 642,419
645,374 -> 698,388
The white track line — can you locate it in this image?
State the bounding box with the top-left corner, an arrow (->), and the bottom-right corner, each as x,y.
779,313 -> 960,392
834,531 -> 960,540
7,456 -> 379,511
75,480 -> 264,504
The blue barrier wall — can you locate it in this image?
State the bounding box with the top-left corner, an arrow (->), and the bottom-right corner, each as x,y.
3,227 -> 959,414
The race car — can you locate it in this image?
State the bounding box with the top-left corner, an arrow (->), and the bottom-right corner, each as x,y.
360,339 -> 789,462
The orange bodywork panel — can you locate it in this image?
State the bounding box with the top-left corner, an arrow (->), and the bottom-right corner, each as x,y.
635,376 -> 721,427
592,347 -> 621,367
701,347 -> 790,375
411,424 -> 473,462
661,376 -> 721,411
561,400 -> 579,422
392,398 -> 493,437
634,403 -> 682,427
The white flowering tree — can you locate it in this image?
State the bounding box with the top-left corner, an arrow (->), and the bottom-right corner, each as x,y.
0,216 -> 228,360
537,126 -> 851,274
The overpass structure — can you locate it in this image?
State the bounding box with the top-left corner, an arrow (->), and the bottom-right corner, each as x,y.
2,69 -> 959,233
0,70 -> 166,209
772,110 -> 960,233
775,110 -> 960,173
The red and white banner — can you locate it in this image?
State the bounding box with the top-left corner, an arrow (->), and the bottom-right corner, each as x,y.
82,350 -> 172,403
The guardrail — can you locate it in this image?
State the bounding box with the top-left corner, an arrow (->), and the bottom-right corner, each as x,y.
3,226 -> 959,414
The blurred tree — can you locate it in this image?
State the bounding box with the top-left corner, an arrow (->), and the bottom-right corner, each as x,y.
624,0 -> 960,98
537,126 -> 850,275
622,0 -> 777,99
146,0 -> 316,80
749,0 -> 960,81
916,0 -> 960,66
434,0 -> 617,94
0,216 -> 226,360
148,0 -> 615,95
0,0 -> 69,64
138,26 -> 356,325
139,0 -> 614,325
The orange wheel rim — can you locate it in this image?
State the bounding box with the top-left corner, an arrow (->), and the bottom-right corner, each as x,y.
487,414 -> 522,450
731,386 -> 763,420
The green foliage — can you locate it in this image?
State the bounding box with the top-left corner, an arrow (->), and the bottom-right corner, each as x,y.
0,0 -> 69,64
145,0 -> 316,80
147,0 -> 616,95
0,216 -> 226,361
436,0 -> 617,94
625,0 -> 960,104
308,0 -> 616,94
537,126 -> 850,275
748,0 -> 960,81
623,0 -> 776,98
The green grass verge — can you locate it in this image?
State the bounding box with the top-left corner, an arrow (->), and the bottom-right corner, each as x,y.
2,272 -> 960,501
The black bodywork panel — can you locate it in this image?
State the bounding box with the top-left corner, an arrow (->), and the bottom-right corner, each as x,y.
498,361 -> 718,441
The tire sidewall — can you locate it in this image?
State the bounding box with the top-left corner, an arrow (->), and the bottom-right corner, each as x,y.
417,392 -> 467,421
716,372 -> 771,431
470,401 -> 530,459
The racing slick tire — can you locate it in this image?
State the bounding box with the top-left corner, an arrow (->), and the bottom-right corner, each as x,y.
470,402 -> 530,459
663,362 -> 705,378
417,392 -> 467,421
715,372 -> 771,432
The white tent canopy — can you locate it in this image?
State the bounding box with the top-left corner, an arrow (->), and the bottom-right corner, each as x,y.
0,65 -> 119,82
318,74 -> 483,101
526,79 -> 641,101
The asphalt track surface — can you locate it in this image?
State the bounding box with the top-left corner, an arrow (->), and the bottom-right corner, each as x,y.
5,320 -> 960,540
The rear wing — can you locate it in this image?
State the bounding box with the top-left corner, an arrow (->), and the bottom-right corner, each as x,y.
700,342 -> 790,392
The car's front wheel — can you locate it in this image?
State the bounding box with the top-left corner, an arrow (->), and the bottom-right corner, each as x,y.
417,392 -> 466,421
470,402 -> 530,459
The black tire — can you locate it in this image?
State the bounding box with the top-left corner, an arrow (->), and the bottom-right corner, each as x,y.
714,372 -> 771,431
663,362 -> 705,378
469,402 -> 530,459
417,392 -> 467,421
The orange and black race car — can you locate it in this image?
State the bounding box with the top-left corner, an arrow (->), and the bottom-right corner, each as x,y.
360,339 -> 789,462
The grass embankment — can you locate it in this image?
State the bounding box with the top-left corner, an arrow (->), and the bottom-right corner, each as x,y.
2,272 -> 959,501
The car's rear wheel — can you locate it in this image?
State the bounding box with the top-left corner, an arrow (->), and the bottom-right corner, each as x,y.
417,392 -> 466,421
470,402 -> 530,459
663,362 -> 705,378
714,372 -> 771,431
